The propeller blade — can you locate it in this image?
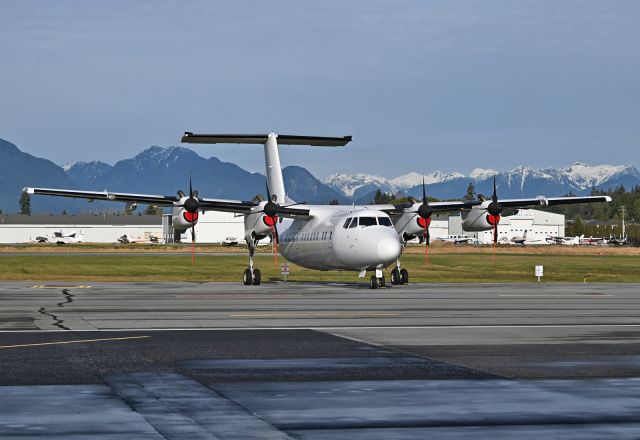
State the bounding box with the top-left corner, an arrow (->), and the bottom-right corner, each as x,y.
271,223 -> 278,266
189,171 -> 193,198
494,223 -> 498,245
191,223 -> 196,263
422,176 -> 426,204
492,176 -> 497,202
424,223 -> 429,269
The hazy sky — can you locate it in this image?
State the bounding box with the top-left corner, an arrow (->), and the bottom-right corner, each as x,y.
1,1 -> 639,178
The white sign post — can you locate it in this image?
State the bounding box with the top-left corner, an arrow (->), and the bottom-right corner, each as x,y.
535,265 -> 544,283
281,263 -> 290,282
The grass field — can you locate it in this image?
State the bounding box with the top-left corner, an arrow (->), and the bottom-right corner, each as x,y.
0,247 -> 638,283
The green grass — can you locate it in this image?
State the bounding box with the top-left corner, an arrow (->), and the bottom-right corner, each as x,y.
0,253 -> 638,283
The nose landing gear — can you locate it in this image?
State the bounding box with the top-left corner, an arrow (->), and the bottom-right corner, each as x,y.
369,275 -> 386,289
369,269 -> 386,289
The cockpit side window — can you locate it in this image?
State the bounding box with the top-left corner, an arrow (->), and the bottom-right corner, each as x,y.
343,217 -> 352,229
378,217 -> 392,227
348,217 -> 357,228
358,217 -> 377,227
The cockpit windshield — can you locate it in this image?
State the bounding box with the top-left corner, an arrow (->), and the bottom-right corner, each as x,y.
378,217 -> 392,227
358,217 -> 377,227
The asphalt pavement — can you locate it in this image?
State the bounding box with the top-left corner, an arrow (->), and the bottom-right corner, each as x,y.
2,281 -> 640,439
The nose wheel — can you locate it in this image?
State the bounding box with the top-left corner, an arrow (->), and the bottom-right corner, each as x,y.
369,274 -> 386,289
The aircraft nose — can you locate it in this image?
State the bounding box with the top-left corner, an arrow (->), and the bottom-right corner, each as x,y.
377,236 -> 401,262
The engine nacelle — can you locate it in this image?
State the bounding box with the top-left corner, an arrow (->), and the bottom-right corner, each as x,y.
461,208 -> 492,231
244,201 -> 277,244
461,206 -> 519,231
393,212 -> 428,242
171,198 -> 200,230
171,210 -> 199,230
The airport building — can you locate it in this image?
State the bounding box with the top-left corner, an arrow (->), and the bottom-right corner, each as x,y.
0,209 -> 563,245
472,209 -> 565,244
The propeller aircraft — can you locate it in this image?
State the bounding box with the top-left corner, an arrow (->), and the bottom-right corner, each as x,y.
24,132 -> 612,288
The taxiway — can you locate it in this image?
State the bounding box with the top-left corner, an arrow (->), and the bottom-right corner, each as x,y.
2,281 -> 640,439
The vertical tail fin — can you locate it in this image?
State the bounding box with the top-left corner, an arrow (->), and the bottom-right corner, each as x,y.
264,133 -> 286,203
181,132 -> 351,204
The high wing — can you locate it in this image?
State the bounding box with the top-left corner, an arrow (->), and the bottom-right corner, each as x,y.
198,197 -> 310,216
540,195 -> 613,206
23,187 -> 311,216
24,187 -> 179,206
370,195 -> 612,214
369,200 -> 479,215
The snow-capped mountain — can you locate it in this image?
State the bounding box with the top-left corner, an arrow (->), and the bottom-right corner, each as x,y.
324,170 -> 465,198
324,162 -> 640,201
323,173 -> 389,197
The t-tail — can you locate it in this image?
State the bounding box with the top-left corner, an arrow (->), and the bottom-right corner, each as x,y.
181,132 -> 351,204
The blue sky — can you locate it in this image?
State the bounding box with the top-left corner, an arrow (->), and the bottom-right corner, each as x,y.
1,1 -> 639,178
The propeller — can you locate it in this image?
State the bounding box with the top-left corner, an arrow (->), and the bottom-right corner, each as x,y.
178,172 -> 200,263
486,176 -> 503,246
416,177 -> 433,268
264,184 -> 280,266
255,183 -> 305,266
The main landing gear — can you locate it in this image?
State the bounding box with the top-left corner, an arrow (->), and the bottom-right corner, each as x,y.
390,260 -> 409,285
243,245 -> 261,285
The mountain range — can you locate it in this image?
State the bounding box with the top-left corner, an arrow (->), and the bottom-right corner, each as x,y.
1,137 -> 638,214
324,163 -> 640,203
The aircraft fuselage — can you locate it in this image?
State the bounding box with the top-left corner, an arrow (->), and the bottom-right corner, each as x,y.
278,207 -> 401,271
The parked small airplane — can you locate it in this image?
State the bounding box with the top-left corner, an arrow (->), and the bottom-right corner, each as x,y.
25,132 -> 612,288
546,235 -> 584,245
32,230 -> 84,245
117,234 -> 163,244
608,236 -> 628,246
221,236 -> 240,246
580,235 -> 606,246
437,234 -> 474,244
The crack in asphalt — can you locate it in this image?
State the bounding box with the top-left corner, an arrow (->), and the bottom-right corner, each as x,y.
38,289 -> 74,330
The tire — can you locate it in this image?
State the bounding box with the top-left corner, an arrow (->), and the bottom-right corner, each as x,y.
380,276 -> 386,288
400,268 -> 409,285
391,269 -> 400,285
253,268 -> 261,285
243,268 -> 252,285
369,275 -> 378,289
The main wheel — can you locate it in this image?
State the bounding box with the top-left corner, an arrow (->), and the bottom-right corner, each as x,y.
380,276 -> 386,288
243,268 -> 252,285
390,268 -> 401,285
400,268 -> 409,285
369,275 -> 379,289
253,268 -> 261,285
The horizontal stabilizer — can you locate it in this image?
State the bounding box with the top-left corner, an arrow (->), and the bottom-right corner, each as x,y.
181,132 -> 352,147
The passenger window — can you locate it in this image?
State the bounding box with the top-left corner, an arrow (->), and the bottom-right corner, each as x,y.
348,218 -> 357,228
343,218 -> 352,228
359,217 -> 377,227
378,217 -> 392,227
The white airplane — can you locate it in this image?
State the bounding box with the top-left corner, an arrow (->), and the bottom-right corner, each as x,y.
117,234 -> 164,244
24,132 -> 612,288
547,235 -> 583,245
437,234 -> 474,244
32,230 -> 84,245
